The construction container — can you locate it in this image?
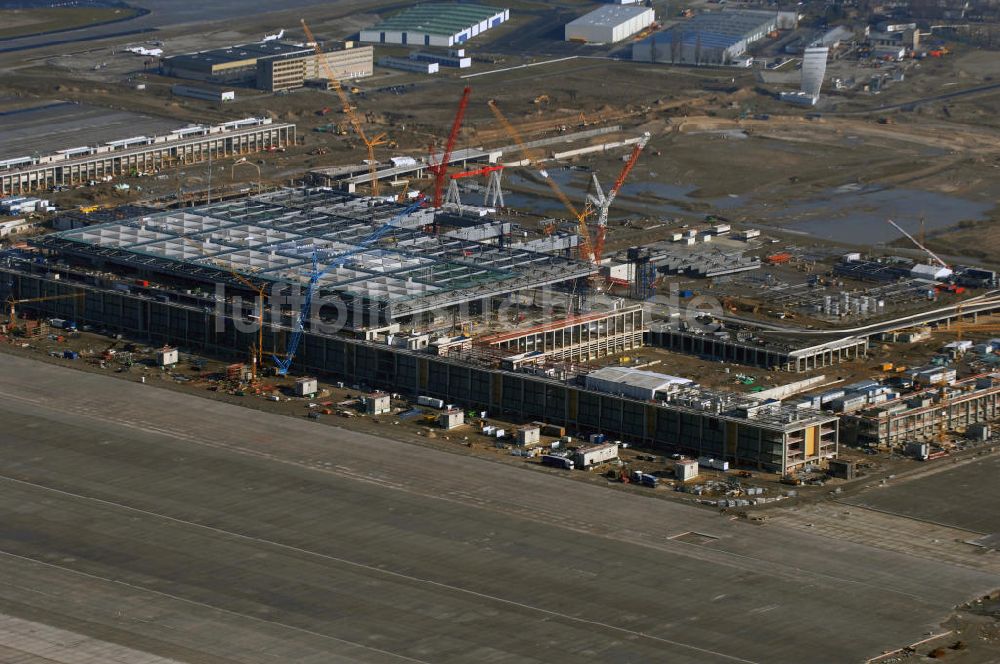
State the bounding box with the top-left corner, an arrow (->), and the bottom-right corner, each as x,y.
295,377 -> 318,397
363,392 -> 391,415
967,423 -> 990,441
156,346 -> 179,367
541,424 -> 566,438
675,459 -> 699,481
541,454 -> 574,470
697,456 -> 729,471
517,426 -> 541,446
62,350 -> 79,360
573,443 -> 619,468
438,409 -> 465,430
417,395 -> 445,409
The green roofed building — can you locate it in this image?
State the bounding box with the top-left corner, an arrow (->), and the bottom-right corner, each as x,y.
360,4 -> 510,47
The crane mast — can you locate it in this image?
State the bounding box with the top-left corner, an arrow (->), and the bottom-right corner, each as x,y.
430,86 -> 472,209
592,132 -> 650,266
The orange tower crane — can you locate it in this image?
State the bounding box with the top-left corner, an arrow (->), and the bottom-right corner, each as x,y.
301,19 -> 387,197
486,99 -> 595,261
587,132 -> 650,266
429,86 -> 472,209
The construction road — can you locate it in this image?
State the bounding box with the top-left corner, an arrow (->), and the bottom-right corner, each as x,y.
0,353 -> 997,663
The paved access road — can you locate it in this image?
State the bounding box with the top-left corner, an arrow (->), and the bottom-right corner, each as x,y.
0,353 -> 997,663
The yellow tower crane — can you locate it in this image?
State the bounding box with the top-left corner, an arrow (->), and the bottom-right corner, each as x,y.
4,293 -> 85,333
487,99 -> 595,262
301,19 -> 388,197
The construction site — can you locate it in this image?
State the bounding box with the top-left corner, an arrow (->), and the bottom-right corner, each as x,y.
3,1 -> 1000,662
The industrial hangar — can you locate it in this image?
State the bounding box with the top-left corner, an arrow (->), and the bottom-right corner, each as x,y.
564,5 -> 656,43
360,4 -> 510,47
633,9 -> 780,65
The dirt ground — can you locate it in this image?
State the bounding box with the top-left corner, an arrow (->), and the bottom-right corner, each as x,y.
3,17 -> 998,257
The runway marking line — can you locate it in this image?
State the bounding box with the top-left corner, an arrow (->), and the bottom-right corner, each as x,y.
0,474 -> 759,664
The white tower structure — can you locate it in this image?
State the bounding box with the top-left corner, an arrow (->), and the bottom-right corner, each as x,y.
801,47 -> 829,100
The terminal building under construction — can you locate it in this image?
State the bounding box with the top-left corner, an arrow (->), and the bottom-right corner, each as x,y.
4,188 -> 839,474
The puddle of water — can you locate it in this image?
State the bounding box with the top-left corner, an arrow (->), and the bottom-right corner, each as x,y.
504,170 -> 745,216
772,186 -> 993,243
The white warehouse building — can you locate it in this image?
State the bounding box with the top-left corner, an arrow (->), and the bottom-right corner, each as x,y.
565,5 -> 655,43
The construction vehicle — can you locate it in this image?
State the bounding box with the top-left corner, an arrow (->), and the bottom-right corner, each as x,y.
487,99 -> 595,261
586,132 -> 650,265
300,19 -> 387,196
428,86 -> 472,210
532,94 -> 550,105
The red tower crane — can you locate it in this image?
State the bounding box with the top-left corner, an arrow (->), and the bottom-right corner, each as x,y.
450,164 -> 504,180
590,133 -> 650,266
429,86 -> 473,208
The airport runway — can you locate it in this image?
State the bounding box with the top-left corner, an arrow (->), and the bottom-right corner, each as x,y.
0,353 -> 997,663
0,0 -> 331,52
842,454 -> 1000,535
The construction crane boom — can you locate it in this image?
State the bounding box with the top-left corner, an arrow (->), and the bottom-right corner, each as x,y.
450,165 -> 504,180
5,293 -> 85,332
301,19 -> 387,197
887,218 -> 949,269
591,133 -> 650,266
487,100 -> 594,260
273,196 -> 426,375
430,86 -> 472,208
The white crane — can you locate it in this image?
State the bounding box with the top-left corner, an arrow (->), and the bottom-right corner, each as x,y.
886,218 -> 949,269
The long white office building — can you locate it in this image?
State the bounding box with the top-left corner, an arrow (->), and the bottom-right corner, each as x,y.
1,118 -> 296,196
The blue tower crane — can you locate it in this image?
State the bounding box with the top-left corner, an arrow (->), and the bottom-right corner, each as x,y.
272,196 -> 426,375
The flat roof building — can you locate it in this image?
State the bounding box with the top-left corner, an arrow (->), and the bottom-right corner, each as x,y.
632,9 -> 777,65
361,4 -> 509,47
565,5 -> 655,43
162,41 -> 373,92
1,118 -> 295,196
585,366 -> 692,401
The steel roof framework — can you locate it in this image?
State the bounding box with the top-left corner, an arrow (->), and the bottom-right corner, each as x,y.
33,188 -> 594,318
